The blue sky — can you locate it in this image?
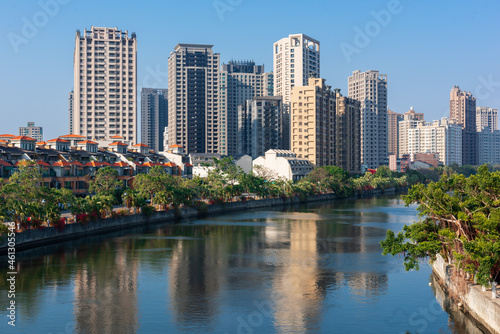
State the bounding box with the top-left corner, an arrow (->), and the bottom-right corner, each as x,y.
0,0 -> 499,140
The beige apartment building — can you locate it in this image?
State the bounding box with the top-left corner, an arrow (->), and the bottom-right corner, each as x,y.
290,78 -> 361,173
167,44 -> 219,154
449,85 -> 476,165
72,27 -> 137,144
291,78 -> 334,167
476,106 -> 498,132
273,34 -> 320,105
387,110 -> 402,156
348,70 -> 388,169
19,122 -> 43,142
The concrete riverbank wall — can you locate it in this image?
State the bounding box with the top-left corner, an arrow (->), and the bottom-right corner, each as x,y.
433,254 -> 500,334
0,188 -> 399,254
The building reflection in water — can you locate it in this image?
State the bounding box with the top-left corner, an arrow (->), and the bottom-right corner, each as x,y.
168,234 -> 228,332
166,207 -> 391,333
271,217 -> 322,333
72,242 -> 139,334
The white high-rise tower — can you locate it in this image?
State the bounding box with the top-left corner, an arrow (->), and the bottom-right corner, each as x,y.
72,27 -> 137,144
273,34 -> 320,104
348,70 -> 388,169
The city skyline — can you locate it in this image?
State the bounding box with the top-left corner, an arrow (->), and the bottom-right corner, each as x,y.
0,0 -> 499,140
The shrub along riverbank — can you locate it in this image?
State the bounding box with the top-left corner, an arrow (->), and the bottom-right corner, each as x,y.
0,158 -> 425,237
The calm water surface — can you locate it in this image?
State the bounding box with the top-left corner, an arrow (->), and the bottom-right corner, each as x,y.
0,195 -> 487,333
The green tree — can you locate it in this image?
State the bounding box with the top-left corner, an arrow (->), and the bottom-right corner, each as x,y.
381,165 -> 500,287
88,167 -> 121,197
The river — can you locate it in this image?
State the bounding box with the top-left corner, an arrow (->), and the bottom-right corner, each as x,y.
0,195 -> 487,333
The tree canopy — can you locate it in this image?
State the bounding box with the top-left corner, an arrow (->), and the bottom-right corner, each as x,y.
381,165 -> 500,286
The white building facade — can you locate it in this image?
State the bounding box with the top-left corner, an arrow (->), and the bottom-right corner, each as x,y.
407,118 -> 462,166
476,106 -> 498,132
252,149 -> 313,181
348,70 -> 388,169
73,27 -> 137,143
273,34 -> 320,105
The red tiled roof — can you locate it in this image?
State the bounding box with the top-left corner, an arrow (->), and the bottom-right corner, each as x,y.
85,161 -> 102,167
59,134 -> 85,138
112,161 -> 129,167
164,162 -> 177,167
70,161 -> 84,167
48,138 -> 70,143
169,144 -> 183,148
0,134 -> 15,137
0,139 -> 8,143
133,143 -> 149,147
133,161 -> 143,167
36,141 -> 47,145
184,163 -> 193,167
36,160 -> 51,167
101,162 -> 111,166
142,161 -> 156,167
109,142 -> 127,146
77,140 -> 98,145
52,160 -> 71,167
110,135 -> 124,139
0,159 -> 12,167
367,169 -> 377,175
10,136 -> 36,141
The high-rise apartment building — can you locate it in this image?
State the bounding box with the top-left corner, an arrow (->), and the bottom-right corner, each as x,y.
69,91 -> 74,134
449,85 -> 477,165
335,89 -> 362,174
348,70 -> 388,168
290,78 -> 361,173
141,88 -> 168,152
291,78 -> 334,167
387,110 -> 403,156
167,44 -> 219,154
19,122 -> 43,142
219,60 -> 272,156
476,106 -> 498,132
397,107 -> 425,158
478,129 -> 500,165
72,27 -> 137,143
273,34 -> 320,104
407,118 -> 462,166
238,96 -> 284,158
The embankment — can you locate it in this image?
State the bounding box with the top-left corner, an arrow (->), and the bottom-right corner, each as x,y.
433,254 -> 500,334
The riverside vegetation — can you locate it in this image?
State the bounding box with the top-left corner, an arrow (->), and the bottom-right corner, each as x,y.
0,158 -> 424,236
381,164 -> 500,289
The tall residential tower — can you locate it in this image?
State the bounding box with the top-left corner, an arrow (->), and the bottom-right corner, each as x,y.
141,88 -> 168,152
167,44 -> 220,154
219,60 -> 272,156
348,70 -> 388,169
449,85 -> 477,165
476,106 -> 498,132
273,34 -> 320,104
72,27 -> 137,143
